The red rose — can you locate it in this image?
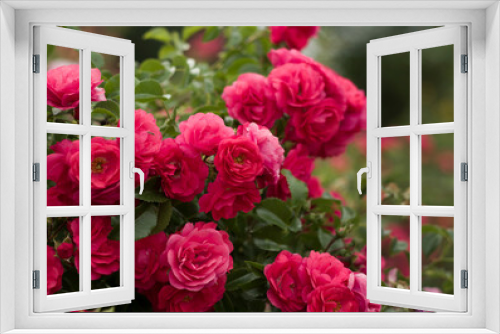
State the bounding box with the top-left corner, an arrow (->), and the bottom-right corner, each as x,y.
307,76 -> 367,157
214,136 -> 263,186
164,222 -> 233,292
57,242 -> 74,260
47,64 -> 106,110
268,63 -> 326,114
156,276 -> 226,312
287,98 -> 345,144
348,273 -> 381,312
222,73 -> 282,128
47,245 -> 64,295
199,177 -> 261,221
177,112 -> 234,156
264,250 -> 312,312
300,251 -> 351,300
69,216 -> 120,280
154,138 -> 209,202
306,283 -> 359,312
132,109 -> 162,172
135,233 -> 169,291
237,123 -> 284,186
270,26 -> 320,50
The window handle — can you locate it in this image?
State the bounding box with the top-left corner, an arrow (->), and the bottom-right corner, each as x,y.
130,162 -> 145,195
357,162 -> 371,195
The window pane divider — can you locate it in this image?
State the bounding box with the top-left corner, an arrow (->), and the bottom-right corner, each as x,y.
46,123 -> 130,138
373,122 -> 454,138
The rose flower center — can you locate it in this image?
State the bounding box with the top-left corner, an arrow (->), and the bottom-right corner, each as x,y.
91,157 -> 107,174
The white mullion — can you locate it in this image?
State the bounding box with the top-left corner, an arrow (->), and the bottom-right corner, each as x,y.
409,48 -> 420,295
89,126 -> 130,138
81,47 -> 92,294
46,123 -> 88,135
46,205 -> 129,217
372,205 -> 411,216
373,123 -> 454,138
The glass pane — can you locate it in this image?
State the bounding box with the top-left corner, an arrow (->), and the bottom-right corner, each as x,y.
381,215 -> 410,290
47,45 -> 81,124
47,217 -> 80,295
421,133 -> 454,206
421,45 -> 454,124
91,216 -> 121,290
90,136 -> 121,205
381,52 -> 410,127
91,52 -> 120,127
421,216 -> 454,295
47,133 -> 81,206
381,137 -> 410,205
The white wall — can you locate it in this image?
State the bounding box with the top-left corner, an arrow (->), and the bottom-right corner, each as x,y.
0,2 -> 16,333
485,2 -> 500,333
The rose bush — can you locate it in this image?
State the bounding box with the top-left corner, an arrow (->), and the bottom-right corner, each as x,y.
44,26 -> 450,312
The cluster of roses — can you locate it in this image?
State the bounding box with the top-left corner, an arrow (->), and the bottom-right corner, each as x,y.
134,222 -> 233,312
265,250 -> 380,312
47,216 -> 121,294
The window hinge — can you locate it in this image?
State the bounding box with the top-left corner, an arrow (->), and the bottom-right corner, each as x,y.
461,54 -> 468,73
33,270 -> 40,289
33,163 -> 40,182
461,162 -> 468,181
33,54 -> 40,73
461,270 -> 468,289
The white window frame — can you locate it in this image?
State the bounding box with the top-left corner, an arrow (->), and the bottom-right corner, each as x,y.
0,1 -> 499,333
33,26 -> 136,313
365,26 -> 467,312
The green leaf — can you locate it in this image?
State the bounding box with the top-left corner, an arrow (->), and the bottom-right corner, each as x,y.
91,100 -> 120,119
282,169 -> 308,207
255,208 -> 288,230
91,52 -> 105,69
203,26 -> 220,42
135,176 -> 168,203
392,240 -> 409,254
254,238 -> 289,252
143,27 -> 171,43
159,45 -> 177,59
174,201 -> 200,219
245,261 -> 265,273
317,227 -> 333,249
227,57 -> 260,77
183,26 -> 204,41
152,200 -> 172,234
104,74 -> 121,100
139,59 -> 165,73
135,205 -> 157,240
340,206 -> 356,224
311,198 -> 341,214
135,80 -> 166,102
169,56 -> 190,87
422,233 -> 443,256
226,273 -> 260,291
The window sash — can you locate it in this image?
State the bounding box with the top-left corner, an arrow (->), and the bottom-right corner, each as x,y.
366,26 -> 468,312
33,26 -> 135,313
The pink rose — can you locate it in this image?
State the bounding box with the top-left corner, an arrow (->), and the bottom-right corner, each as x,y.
287,98 -> 345,144
156,276 -> 226,312
237,123 -> 284,186
47,245 -> 64,295
69,216 -> 120,280
307,177 -> 324,199
268,49 -> 347,104
264,251 -> 312,312
354,246 -> 386,281
270,26 -> 320,50
47,64 -> 106,110
300,251 -> 351,300
307,76 -> 366,157
306,283 -> 359,312
47,139 -> 79,188
57,242 -> 74,260
164,222 -> 233,292
177,113 -> 234,156
199,177 -> 261,221
268,63 -> 326,114
154,138 -> 208,202
214,136 -> 264,186
135,233 -> 169,291
132,109 -> 162,172
222,73 -> 282,128
348,273 -> 381,312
